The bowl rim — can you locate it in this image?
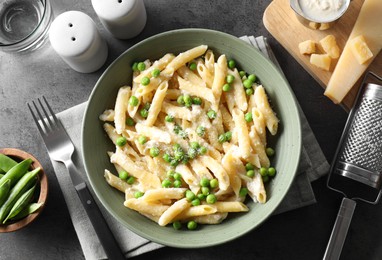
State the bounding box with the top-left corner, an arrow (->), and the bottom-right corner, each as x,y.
82,28 -> 302,247
0,148 -> 48,233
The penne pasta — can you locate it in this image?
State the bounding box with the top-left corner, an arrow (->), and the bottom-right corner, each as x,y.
254,85 -> 279,135
100,46 -> 280,227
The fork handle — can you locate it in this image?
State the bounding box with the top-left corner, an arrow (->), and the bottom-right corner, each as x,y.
75,182 -> 126,260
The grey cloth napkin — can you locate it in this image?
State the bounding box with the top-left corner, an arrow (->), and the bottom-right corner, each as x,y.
52,35 -> 329,260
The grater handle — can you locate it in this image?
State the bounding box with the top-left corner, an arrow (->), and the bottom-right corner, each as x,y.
323,198 -> 356,260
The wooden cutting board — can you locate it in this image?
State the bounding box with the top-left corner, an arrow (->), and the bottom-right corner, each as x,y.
263,0 -> 382,110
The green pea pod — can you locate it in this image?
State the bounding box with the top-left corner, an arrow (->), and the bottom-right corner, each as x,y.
0,169 -> 5,175
0,179 -> 11,207
0,173 -> 4,179
0,167 -> 40,223
10,202 -> 43,221
0,154 -> 18,173
3,184 -> 36,223
0,158 -> 33,188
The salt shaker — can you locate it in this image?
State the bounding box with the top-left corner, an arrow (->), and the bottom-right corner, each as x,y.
91,0 -> 146,39
49,11 -> 108,73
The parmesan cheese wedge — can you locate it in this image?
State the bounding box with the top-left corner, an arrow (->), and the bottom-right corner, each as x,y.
324,0 -> 382,104
349,35 -> 374,64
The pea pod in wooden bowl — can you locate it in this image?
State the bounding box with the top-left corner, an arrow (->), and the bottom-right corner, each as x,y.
0,148 -> 48,233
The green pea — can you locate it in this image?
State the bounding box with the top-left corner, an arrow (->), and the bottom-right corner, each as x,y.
188,148 -> 198,159
151,68 -> 161,78
174,149 -> 184,160
125,117 -> 135,126
245,112 -> 253,122
127,176 -> 136,185
134,191 -> 144,198
246,88 -> 254,95
182,155 -> 190,164
224,131 -> 232,141
116,136 -> 127,147
198,146 -> 207,155
184,95 -> 192,108
165,115 -> 174,122
162,153 -> 171,163
187,220 -> 197,230
200,177 -> 210,187
226,75 -> 235,84
206,194 -> 217,204
239,187 -> 248,197
190,142 -> 200,149
189,62 -> 197,70
266,147 -> 275,157
140,109 -> 149,118
162,179 -> 172,188
207,110 -> 217,119
185,190 -> 195,201
243,79 -> 253,89
129,96 -> 139,106
228,59 -> 236,69
218,134 -> 226,143
245,163 -> 254,171
132,62 -> 139,71
138,135 -> 147,145
196,126 -> 205,137
173,143 -> 181,151
246,170 -> 255,177
141,76 -> 150,86
137,62 -> 146,71
177,95 -> 185,105
201,187 -> 210,196
150,147 -> 160,157
173,221 -> 182,230
143,102 -> 151,110
239,70 -> 246,78
262,175 -> 269,183
173,173 -> 182,181
222,83 -> 231,92
119,171 -> 129,180
173,125 -> 181,135
166,170 -> 175,178
191,198 -> 201,206
173,180 -> 182,188
248,74 -> 256,82
260,167 -> 268,177
210,179 -> 218,189
170,159 -> 179,167
268,167 -> 276,177
197,193 -> 206,200
192,97 -> 202,105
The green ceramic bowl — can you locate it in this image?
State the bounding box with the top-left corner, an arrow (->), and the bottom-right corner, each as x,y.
82,29 -> 301,248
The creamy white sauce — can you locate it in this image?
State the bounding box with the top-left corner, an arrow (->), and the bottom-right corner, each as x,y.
298,0 -> 346,22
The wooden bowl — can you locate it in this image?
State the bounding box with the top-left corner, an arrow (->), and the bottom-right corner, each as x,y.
0,148 -> 48,232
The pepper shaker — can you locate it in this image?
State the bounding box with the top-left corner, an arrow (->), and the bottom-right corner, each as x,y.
49,11 -> 108,73
91,0 -> 147,39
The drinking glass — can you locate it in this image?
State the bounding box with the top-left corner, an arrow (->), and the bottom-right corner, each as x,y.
0,0 -> 53,52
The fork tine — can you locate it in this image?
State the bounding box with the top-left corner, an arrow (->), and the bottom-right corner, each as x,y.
42,96 -> 61,127
27,102 -> 46,136
38,96 -> 56,130
31,100 -> 50,132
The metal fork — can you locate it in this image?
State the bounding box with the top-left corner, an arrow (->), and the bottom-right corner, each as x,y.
28,96 -> 125,260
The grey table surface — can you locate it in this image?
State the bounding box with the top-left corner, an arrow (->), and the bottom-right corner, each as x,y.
1,0 -> 381,259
